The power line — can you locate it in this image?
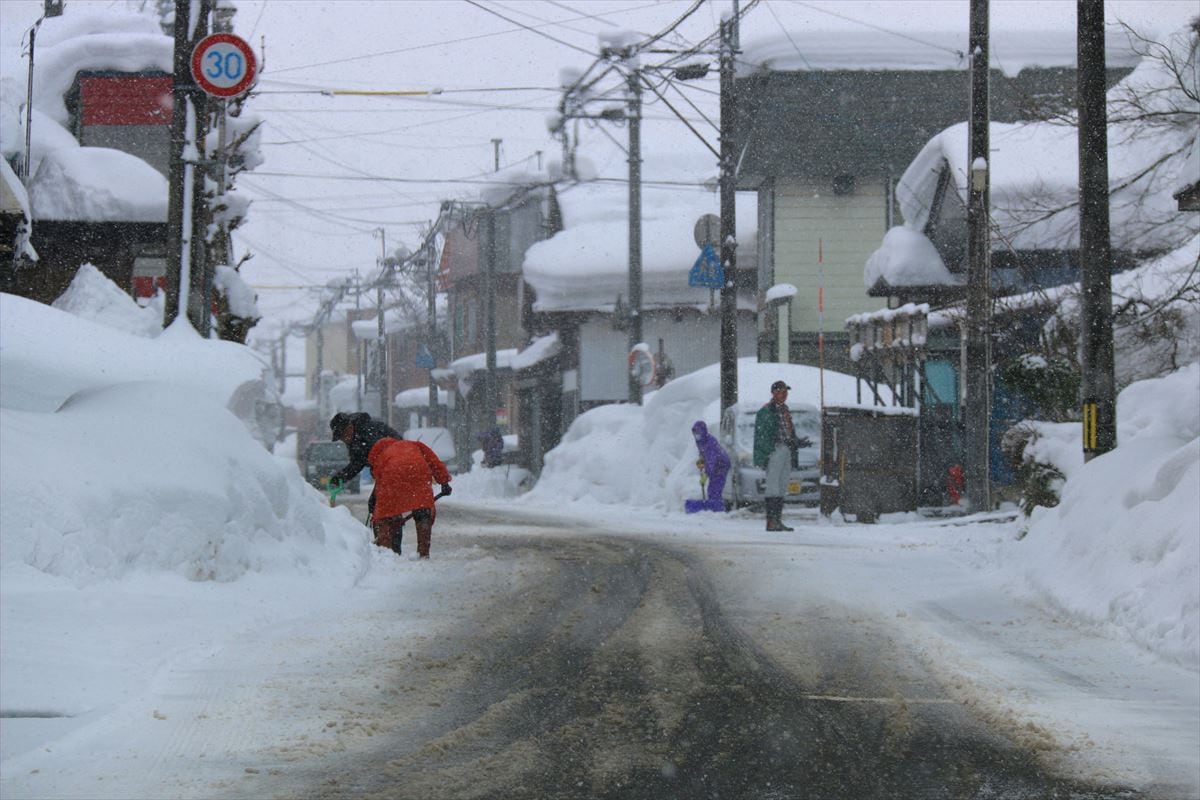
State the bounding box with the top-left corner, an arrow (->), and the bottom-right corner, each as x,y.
765,0 -> 813,70
784,0 -> 965,59
268,1 -> 662,75
463,0 -> 597,56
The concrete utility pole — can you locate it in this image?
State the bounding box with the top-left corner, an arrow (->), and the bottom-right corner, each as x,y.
718,18 -> 739,417
1077,0 -> 1117,460
484,209 -> 499,427
964,0 -> 992,512
375,228 -> 389,426
627,67 -> 644,405
164,0 -> 194,327
189,0 -> 212,337
426,239 -> 439,421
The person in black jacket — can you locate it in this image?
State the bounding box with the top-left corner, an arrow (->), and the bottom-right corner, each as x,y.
329,412 -> 400,525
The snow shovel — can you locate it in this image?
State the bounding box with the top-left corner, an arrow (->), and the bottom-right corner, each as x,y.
328,479 -> 345,507
685,463 -> 709,513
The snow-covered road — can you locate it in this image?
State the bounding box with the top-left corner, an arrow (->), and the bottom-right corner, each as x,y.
4,500 -> 1195,799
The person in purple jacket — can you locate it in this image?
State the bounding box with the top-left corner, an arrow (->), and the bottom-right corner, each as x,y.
692,420 -> 731,510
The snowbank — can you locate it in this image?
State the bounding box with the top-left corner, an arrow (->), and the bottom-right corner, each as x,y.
51,263 -> 163,338
0,287 -> 370,585
1013,363 -> 1200,670
0,381 -> 369,584
0,292 -> 276,444
525,359 -> 861,510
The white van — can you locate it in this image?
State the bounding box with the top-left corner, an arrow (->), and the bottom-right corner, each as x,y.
719,401 -> 821,509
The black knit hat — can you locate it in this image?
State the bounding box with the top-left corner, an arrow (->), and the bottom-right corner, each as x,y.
771,380 -> 790,392
330,412 -> 353,441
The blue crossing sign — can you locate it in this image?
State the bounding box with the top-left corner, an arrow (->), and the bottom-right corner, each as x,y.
688,243 -> 724,289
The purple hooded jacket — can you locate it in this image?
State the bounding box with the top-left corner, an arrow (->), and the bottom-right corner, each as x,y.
692,420 -> 730,477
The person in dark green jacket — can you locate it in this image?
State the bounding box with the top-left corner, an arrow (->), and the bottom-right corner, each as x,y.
753,381 -> 811,531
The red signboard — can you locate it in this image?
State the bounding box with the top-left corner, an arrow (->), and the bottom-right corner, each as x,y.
80,76 -> 173,126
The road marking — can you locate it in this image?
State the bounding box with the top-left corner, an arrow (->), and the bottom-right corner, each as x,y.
802,694 -> 958,705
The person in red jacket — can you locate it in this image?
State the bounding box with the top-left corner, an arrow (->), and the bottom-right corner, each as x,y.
331,413 -> 452,559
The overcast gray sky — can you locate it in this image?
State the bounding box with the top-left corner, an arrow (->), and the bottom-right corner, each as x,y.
2,0 -> 1196,351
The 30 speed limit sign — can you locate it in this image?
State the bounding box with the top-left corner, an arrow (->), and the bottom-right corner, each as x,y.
191,33 -> 257,98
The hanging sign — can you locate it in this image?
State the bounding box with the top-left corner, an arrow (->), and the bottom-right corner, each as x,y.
688,243 -> 725,289
191,33 -> 257,98
415,346 -> 435,369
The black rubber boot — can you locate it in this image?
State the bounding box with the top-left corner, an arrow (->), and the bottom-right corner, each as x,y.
766,498 -> 794,531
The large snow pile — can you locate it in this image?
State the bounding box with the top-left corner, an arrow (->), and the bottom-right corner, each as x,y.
51,263 -> 163,338
524,358 -> 861,510
1,292 -> 280,446
1011,362 -> 1200,670
0,291 -> 371,586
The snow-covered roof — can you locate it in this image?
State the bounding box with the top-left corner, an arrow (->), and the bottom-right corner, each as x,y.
29,146 -> 167,223
394,386 -> 449,408
890,24 -> 1199,264
738,28 -> 1139,78
864,225 -> 961,291
32,9 -> 173,126
1176,131 -> 1200,200
522,180 -> 756,313
449,349 -> 518,377
511,333 -> 561,371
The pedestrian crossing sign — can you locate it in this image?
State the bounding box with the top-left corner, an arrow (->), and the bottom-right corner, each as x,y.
688,244 -> 724,289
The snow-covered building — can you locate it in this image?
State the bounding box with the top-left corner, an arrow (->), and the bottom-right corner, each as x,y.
518,176 -> 758,472
1,9 -> 173,305
732,28 -> 1138,373
436,168 -> 557,468
855,23 -> 1200,503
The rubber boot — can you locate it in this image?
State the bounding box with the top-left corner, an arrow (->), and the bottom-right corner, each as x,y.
766,498 -> 794,532
415,519 -> 433,560
373,522 -> 392,550
765,497 -> 781,531
774,498 -> 795,531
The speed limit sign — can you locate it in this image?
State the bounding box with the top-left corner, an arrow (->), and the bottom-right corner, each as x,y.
191,33 -> 257,98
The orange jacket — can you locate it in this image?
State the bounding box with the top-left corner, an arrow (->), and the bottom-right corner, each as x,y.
367,439 -> 451,520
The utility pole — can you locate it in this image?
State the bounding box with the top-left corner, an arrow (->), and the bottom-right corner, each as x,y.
375,228 -> 389,426
627,67 -> 644,405
426,238 -> 439,422
189,0 -> 212,337
492,138 -> 502,173
964,0 -> 992,512
164,0 -> 194,327
483,209 -> 498,428
718,18 -> 738,416
1077,0 -> 1117,460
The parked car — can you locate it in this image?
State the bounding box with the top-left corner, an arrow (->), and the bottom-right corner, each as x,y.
403,427 -> 457,470
719,401 -> 822,509
302,441 -> 359,494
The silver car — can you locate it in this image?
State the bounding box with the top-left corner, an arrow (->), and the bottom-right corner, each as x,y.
719,402 -> 821,509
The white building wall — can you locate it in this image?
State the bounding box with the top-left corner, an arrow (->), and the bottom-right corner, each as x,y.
772,176 -> 890,335
579,311 -> 756,403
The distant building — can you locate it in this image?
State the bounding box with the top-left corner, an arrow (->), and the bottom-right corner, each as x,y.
733,28 -> 1137,372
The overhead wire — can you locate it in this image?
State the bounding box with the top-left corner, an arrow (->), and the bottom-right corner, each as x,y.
784,0 -> 965,60
462,0 -> 597,56
267,1 -> 663,75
